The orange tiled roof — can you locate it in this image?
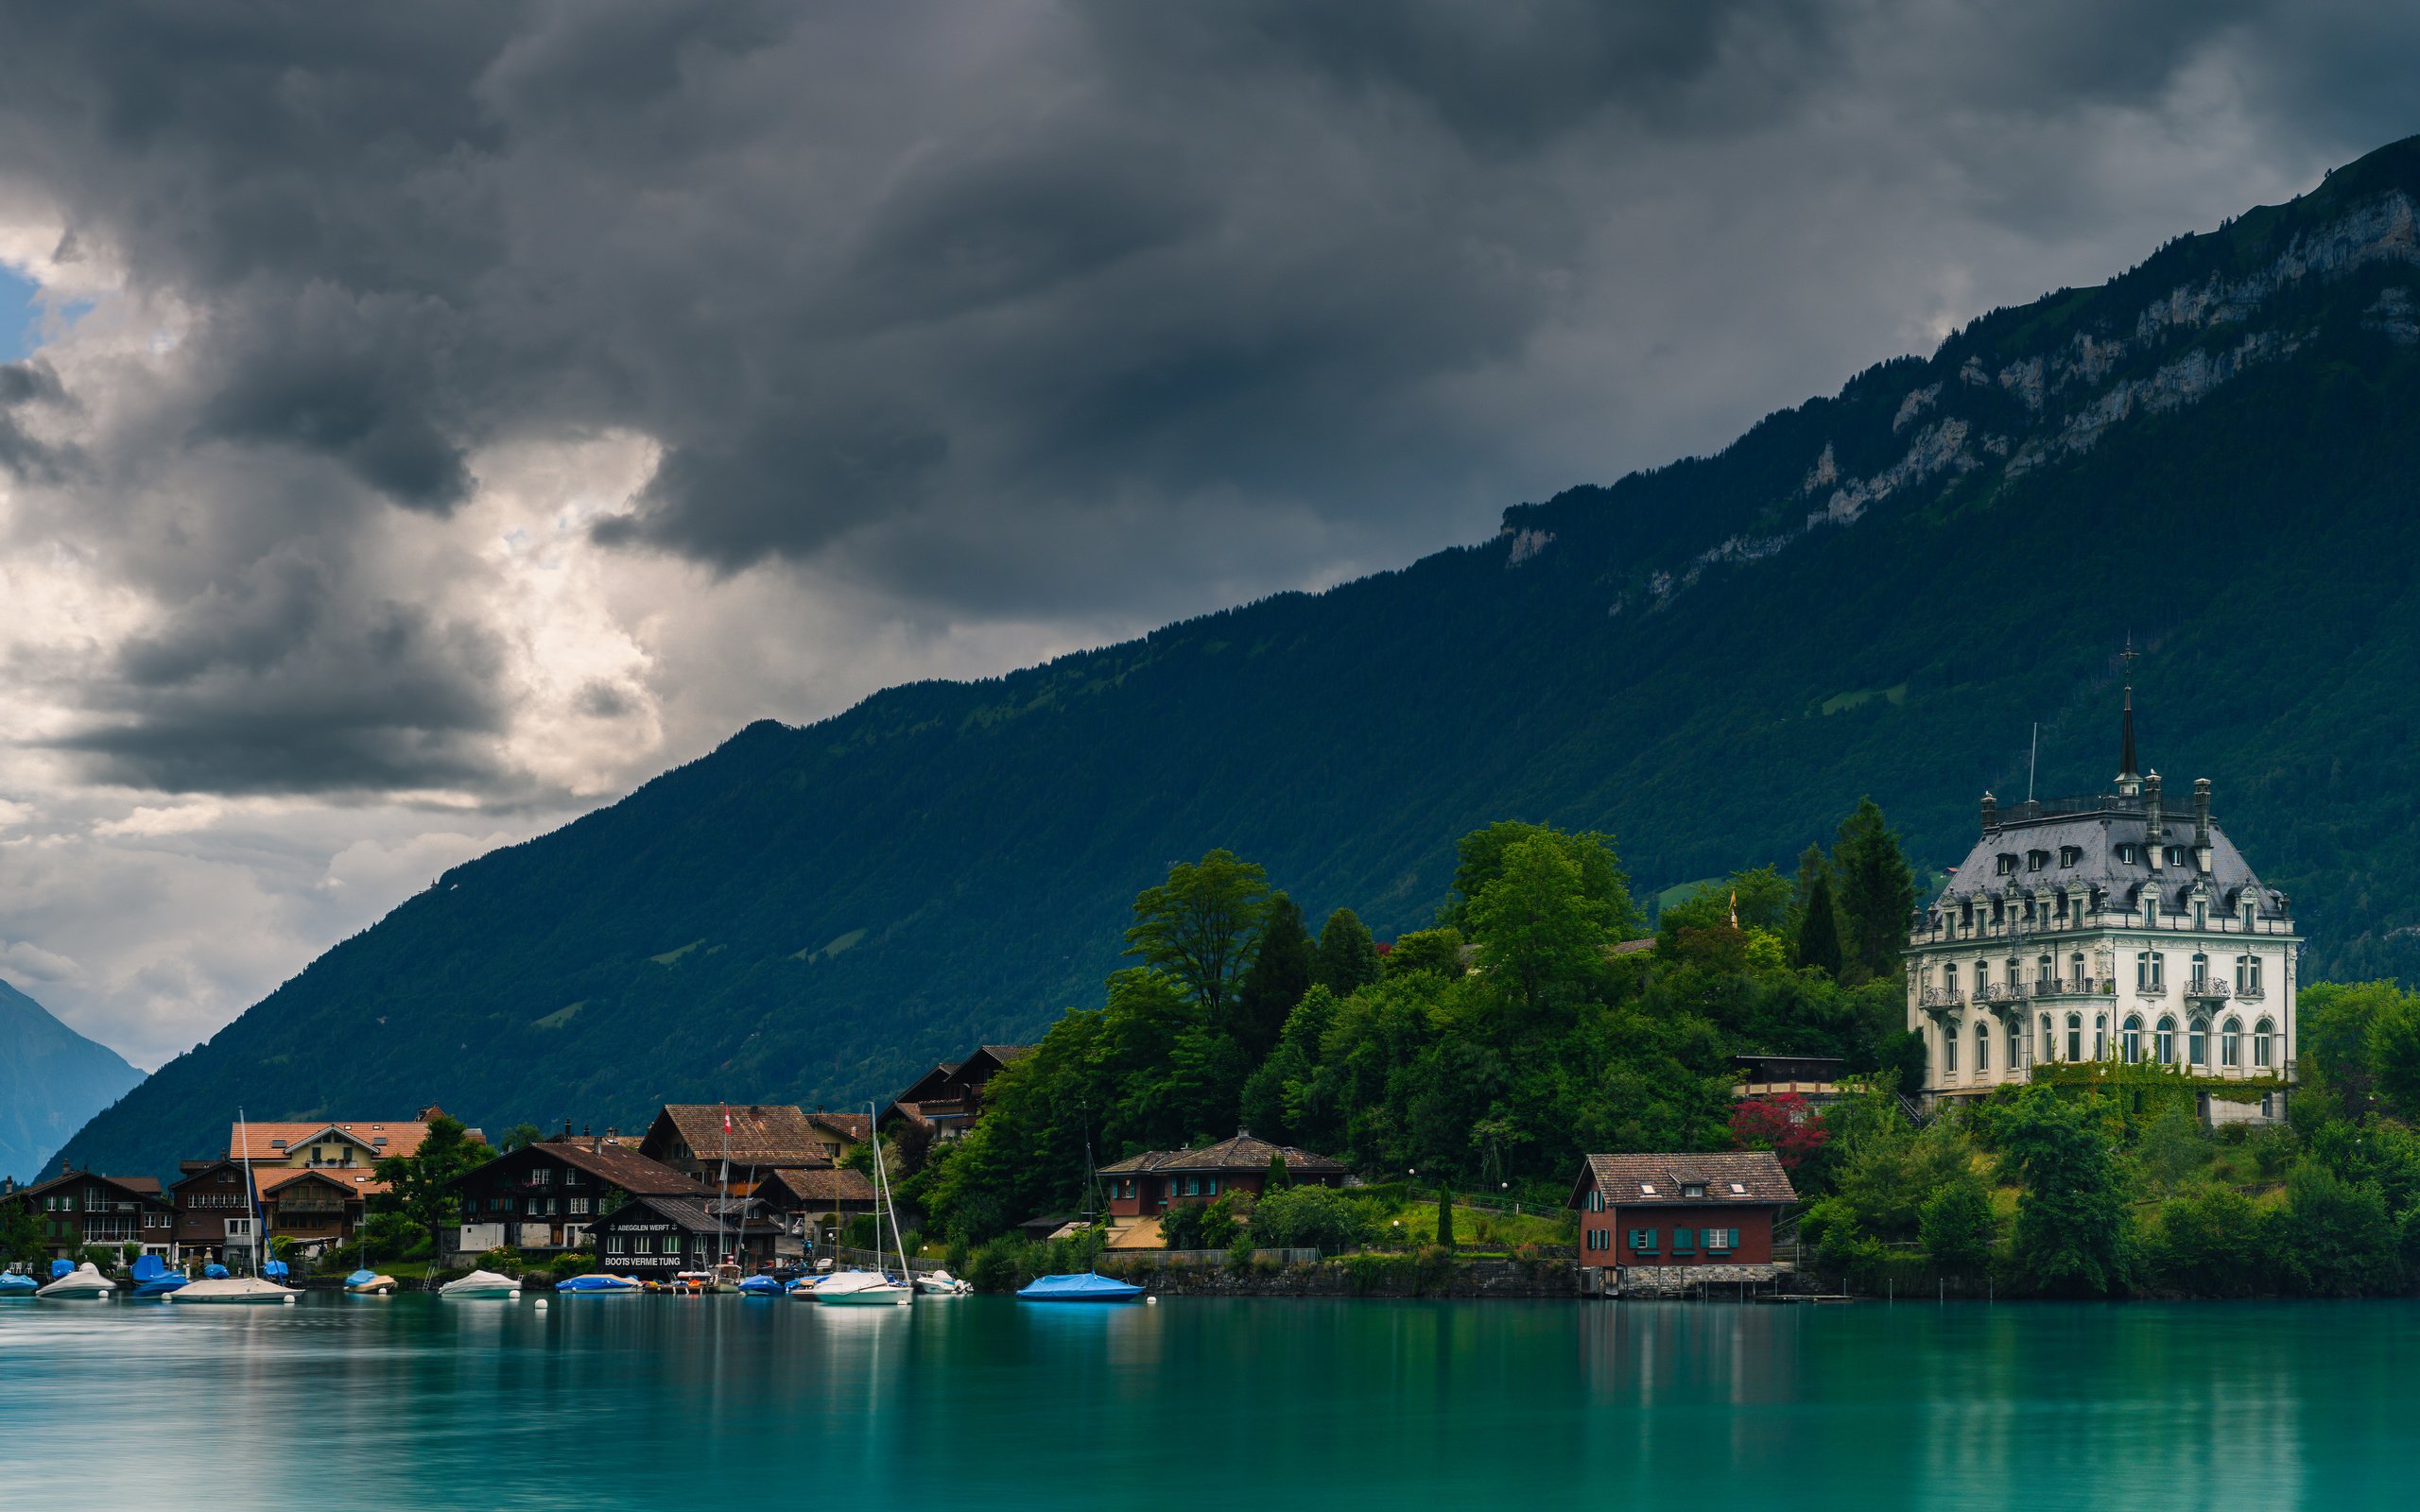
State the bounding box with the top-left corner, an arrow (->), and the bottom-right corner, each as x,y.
228,1119 -> 431,1162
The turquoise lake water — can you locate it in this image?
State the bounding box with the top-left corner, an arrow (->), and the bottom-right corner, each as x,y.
2,1294 -> 2411,1508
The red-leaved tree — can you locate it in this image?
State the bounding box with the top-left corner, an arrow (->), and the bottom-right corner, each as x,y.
1729,1092 -> 1828,1169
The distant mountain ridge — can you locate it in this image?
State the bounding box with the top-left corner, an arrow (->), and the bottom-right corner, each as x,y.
0,978 -> 143,1181
52,135 -> 2420,1182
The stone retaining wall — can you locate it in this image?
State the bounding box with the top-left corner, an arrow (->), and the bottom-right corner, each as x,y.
1101,1257 -> 1580,1299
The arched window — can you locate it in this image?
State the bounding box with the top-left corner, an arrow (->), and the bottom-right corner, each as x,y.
1976,1022 -> 1990,1073
2254,1019 -> 2274,1068
2155,1016 -> 2176,1065
2070,952 -> 2086,990
2009,1017 -> 2022,1071
2188,1019 -> 2207,1066
2221,1017 -> 2242,1068
2122,1015 -> 2144,1063
2095,1014 -> 2108,1059
2065,1013 -> 2082,1062
1944,1021 -> 1960,1074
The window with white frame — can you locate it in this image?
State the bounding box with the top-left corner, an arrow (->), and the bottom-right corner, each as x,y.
2254,1019 -> 2274,1068
2221,1018 -> 2241,1067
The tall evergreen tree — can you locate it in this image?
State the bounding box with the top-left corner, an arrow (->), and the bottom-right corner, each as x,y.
1235,893 -> 1313,1060
1793,870 -> 1844,976
1831,798 -> 1917,981
1264,1150 -> 1293,1192
1435,1182 -> 1456,1247
1311,908 -> 1383,997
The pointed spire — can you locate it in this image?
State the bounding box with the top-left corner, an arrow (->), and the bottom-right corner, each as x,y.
2117,633 -> 2140,789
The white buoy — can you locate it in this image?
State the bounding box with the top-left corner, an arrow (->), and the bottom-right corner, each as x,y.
283,1295 -> 296,1304
534,1299 -> 547,1310
1145,1296 -> 1159,1305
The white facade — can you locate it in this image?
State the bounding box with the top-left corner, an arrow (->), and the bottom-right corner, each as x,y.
1906,759 -> 2297,1108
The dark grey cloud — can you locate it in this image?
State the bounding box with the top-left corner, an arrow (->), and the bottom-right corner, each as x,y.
0,0 -> 2414,799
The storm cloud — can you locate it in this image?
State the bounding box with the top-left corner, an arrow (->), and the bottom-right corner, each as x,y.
0,0 -> 2416,1064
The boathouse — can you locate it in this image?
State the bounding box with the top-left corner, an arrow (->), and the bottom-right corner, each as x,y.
591,1194 -> 779,1278
1568,1151 -> 1795,1286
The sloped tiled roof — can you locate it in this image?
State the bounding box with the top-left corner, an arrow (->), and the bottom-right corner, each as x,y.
602,1194 -> 781,1237
18,1169 -> 169,1204
1098,1134 -> 1349,1177
229,1120 -> 431,1162
648,1105 -> 839,1164
755,1167 -> 877,1207
258,1165 -> 383,1199
1571,1151 -> 1796,1207
527,1139 -> 702,1195
807,1111 -> 871,1144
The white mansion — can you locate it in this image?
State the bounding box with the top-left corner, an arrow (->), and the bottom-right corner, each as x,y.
1906,698 -> 2297,1113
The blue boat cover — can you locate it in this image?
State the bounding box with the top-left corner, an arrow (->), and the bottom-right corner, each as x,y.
50,1259 -> 72,1280
0,1274 -> 36,1292
736,1275 -> 783,1295
203,1263 -> 232,1280
345,1269 -> 379,1287
1016,1272 -> 1144,1301
132,1276 -> 188,1297
263,1260 -> 290,1280
132,1255 -> 165,1281
554,1274 -> 635,1292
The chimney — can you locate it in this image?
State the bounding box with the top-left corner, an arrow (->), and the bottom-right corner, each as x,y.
562,1117 -> 574,1139
2193,778 -> 2211,845
1980,791 -> 1997,834
2145,771 -> 2164,866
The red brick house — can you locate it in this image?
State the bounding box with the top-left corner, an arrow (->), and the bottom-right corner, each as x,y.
1099,1133 -> 1351,1215
1568,1151 -> 1796,1269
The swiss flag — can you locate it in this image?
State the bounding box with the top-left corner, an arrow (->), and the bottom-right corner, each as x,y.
721,1105 -> 733,1133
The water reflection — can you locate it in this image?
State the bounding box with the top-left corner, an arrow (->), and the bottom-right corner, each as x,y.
3,1297 -> 2415,1509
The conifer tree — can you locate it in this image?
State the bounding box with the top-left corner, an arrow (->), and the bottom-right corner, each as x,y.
1831,798 -> 1917,980
1435,1182 -> 1456,1248
1311,908 -> 1383,997
1265,1150 -> 1293,1193
1793,871 -> 1845,976
1235,893 -> 1313,1060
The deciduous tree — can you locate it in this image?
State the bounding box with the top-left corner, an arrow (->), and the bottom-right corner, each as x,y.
1125,849 -> 1271,1021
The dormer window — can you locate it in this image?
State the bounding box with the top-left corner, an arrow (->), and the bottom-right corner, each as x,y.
269,1141 -> 286,1152
1681,1183 -> 1706,1199
2060,846 -> 2083,868
2165,846 -> 2188,868
1996,853 -> 2017,876
2027,850 -> 2049,872
2116,844 -> 2137,865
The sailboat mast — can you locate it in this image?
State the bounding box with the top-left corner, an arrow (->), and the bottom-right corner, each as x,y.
237,1108 -> 262,1278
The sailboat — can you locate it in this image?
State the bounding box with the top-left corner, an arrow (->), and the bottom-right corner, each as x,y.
816,1104 -> 911,1307
172,1109 -> 301,1304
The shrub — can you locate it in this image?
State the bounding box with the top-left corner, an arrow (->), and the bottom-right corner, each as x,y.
2147,1182 -> 2263,1297
1919,1179 -> 1996,1274
1251,1187 -> 1379,1255
967,1236 -> 1037,1293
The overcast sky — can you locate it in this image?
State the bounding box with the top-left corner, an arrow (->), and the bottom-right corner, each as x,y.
0,1 -> 2412,1068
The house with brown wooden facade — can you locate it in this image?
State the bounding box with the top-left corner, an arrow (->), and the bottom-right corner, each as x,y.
1099,1133 -> 1351,1216
10,1169 -> 173,1262
883,1044 -> 1033,1138
444,1131 -> 703,1263
169,1160 -> 255,1263
1568,1151 -> 1797,1290
592,1194 -> 779,1279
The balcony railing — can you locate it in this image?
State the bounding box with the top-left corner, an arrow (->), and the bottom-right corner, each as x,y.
2137,979 -> 2169,996
2236,984 -> 2266,1001
1918,988 -> 1963,1008
2185,977 -> 2231,1000
1979,984 -> 2018,1004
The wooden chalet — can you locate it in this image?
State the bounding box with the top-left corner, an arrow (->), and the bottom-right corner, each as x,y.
883,1044 -> 1033,1137
10,1169 -> 173,1261
445,1132 -> 702,1262
1098,1132 -> 1351,1216
592,1194 -> 780,1279
1568,1151 -> 1797,1269
170,1160 -> 254,1263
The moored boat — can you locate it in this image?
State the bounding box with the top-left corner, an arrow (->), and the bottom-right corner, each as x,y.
811,1268 -> 910,1305
0,1272 -> 35,1297
553,1273 -> 644,1295
36,1262 -> 118,1298
130,1256 -> 188,1299
735,1273 -> 784,1297
167,1276 -> 300,1304
1016,1273 -> 1145,1302
438,1268 -> 521,1299
344,1269 -> 398,1295
914,1269 -> 973,1296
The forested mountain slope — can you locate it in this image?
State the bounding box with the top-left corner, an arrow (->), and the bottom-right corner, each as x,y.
0,979 -> 144,1181
55,136 -> 2420,1180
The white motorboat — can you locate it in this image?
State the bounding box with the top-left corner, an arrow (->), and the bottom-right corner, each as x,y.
35,1263 -> 117,1298
438,1268 -> 521,1299
914,1269 -> 972,1296
810,1268 -> 909,1305
167,1276 -> 300,1305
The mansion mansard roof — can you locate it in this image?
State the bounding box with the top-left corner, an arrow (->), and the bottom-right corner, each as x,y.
1915,683 -> 2293,940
